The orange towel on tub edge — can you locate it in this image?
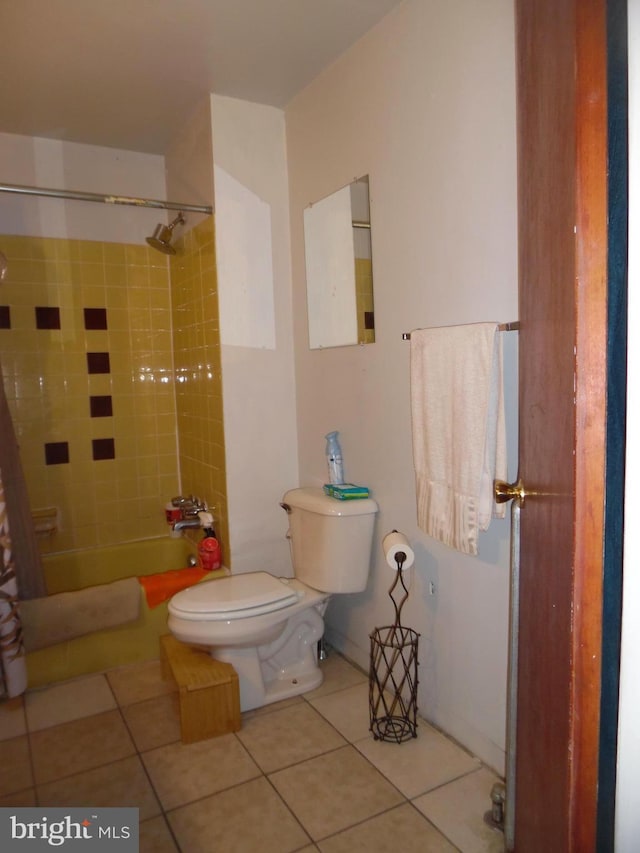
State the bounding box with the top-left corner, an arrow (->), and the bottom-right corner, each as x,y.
138,567 -> 212,609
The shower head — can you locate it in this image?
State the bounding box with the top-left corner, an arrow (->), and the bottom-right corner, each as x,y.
146,212 -> 185,255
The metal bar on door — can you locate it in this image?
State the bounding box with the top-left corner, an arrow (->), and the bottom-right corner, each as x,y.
504,498 -> 521,852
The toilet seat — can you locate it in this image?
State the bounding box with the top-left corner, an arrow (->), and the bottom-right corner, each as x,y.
168,571 -> 301,621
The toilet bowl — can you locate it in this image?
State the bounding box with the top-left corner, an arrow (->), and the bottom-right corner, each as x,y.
168,573 -> 330,710
168,487 -> 378,711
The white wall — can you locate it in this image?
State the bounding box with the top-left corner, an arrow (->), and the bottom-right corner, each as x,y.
0,133 -> 166,242
165,98 -> 215,221
286,0 -> 518,770
616,2 -> 640,847
211,95 -> 299,576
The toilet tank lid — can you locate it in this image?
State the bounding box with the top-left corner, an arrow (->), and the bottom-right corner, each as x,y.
283,487 -> 378,517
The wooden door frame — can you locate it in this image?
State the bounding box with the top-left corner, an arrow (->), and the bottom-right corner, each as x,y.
515,0 -> 608,848
571,0 -> 607,847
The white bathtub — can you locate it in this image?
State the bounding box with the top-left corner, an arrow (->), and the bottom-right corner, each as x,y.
26,537 -> 223,688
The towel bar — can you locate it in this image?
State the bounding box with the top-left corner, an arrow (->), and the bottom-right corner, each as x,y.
402,321 -> 520,340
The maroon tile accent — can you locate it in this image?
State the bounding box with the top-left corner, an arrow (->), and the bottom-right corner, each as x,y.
0,306 -> 10,329
84,307 -> 108,330
92,438 -> 115,460
35,306 -> 61,329
364,311 -> 375,330
89,395 -> 113,418
86,352 -> 111,374
45,442 -> 70,465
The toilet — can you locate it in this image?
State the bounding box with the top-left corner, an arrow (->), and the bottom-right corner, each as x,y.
167,487 -> 378,711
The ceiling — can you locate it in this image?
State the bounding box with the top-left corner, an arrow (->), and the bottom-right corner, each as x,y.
0,0 -> 404,155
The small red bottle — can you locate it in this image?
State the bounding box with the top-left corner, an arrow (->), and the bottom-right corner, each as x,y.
198,527 -> 221,571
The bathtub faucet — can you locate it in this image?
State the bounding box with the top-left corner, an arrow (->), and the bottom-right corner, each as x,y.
172,517 -> 204,532
172,509 -> 214,533
171,495 -> 207,517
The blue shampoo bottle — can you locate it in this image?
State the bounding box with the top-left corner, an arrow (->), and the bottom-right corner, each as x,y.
325,431 -> 345,484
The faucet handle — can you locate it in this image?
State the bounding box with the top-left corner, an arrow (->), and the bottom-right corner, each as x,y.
172,495 -> 199,506
171,495 -> 208,517
181,498 -> 209,517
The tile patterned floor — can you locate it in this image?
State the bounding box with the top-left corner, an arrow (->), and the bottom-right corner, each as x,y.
0,651 -> 505,852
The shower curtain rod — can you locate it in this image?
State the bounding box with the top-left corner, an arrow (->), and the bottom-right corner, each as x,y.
0,182 -> 213,215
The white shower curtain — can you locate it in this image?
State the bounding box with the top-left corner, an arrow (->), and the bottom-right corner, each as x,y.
0,467 -> 27,698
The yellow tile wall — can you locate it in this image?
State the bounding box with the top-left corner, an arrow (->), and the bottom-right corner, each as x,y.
0,234 -> 180,552
169,216 -> 229,565
355,257 -> 375,345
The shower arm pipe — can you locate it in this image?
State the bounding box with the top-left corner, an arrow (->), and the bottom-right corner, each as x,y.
0,181 -> 212,215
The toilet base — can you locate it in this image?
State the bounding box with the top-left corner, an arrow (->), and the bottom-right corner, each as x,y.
210,604 -> 326,711
261,666 -> 323,708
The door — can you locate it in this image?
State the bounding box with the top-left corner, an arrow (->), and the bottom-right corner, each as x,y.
514,1 -> 608,850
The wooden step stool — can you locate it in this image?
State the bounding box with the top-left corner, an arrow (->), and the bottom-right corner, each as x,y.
160,634 -> 241,743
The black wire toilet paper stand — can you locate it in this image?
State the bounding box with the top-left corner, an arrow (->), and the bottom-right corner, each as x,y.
369,550 -> 420,743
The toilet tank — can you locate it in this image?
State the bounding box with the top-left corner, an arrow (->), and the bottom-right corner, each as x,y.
282,487 -> 378,593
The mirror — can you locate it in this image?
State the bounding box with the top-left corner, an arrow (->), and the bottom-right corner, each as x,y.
303,175 -> 375,349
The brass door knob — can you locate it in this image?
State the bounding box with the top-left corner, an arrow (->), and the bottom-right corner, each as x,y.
494,479 -> 528,505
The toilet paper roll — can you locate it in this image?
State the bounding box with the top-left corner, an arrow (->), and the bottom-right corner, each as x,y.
382,530 -> 415,571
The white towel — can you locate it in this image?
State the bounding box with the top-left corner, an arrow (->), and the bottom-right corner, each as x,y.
410,323 -> 507,556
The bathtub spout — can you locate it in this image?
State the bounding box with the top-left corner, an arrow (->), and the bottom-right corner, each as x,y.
172,509 -> 213,533
172,518 -> 203,532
